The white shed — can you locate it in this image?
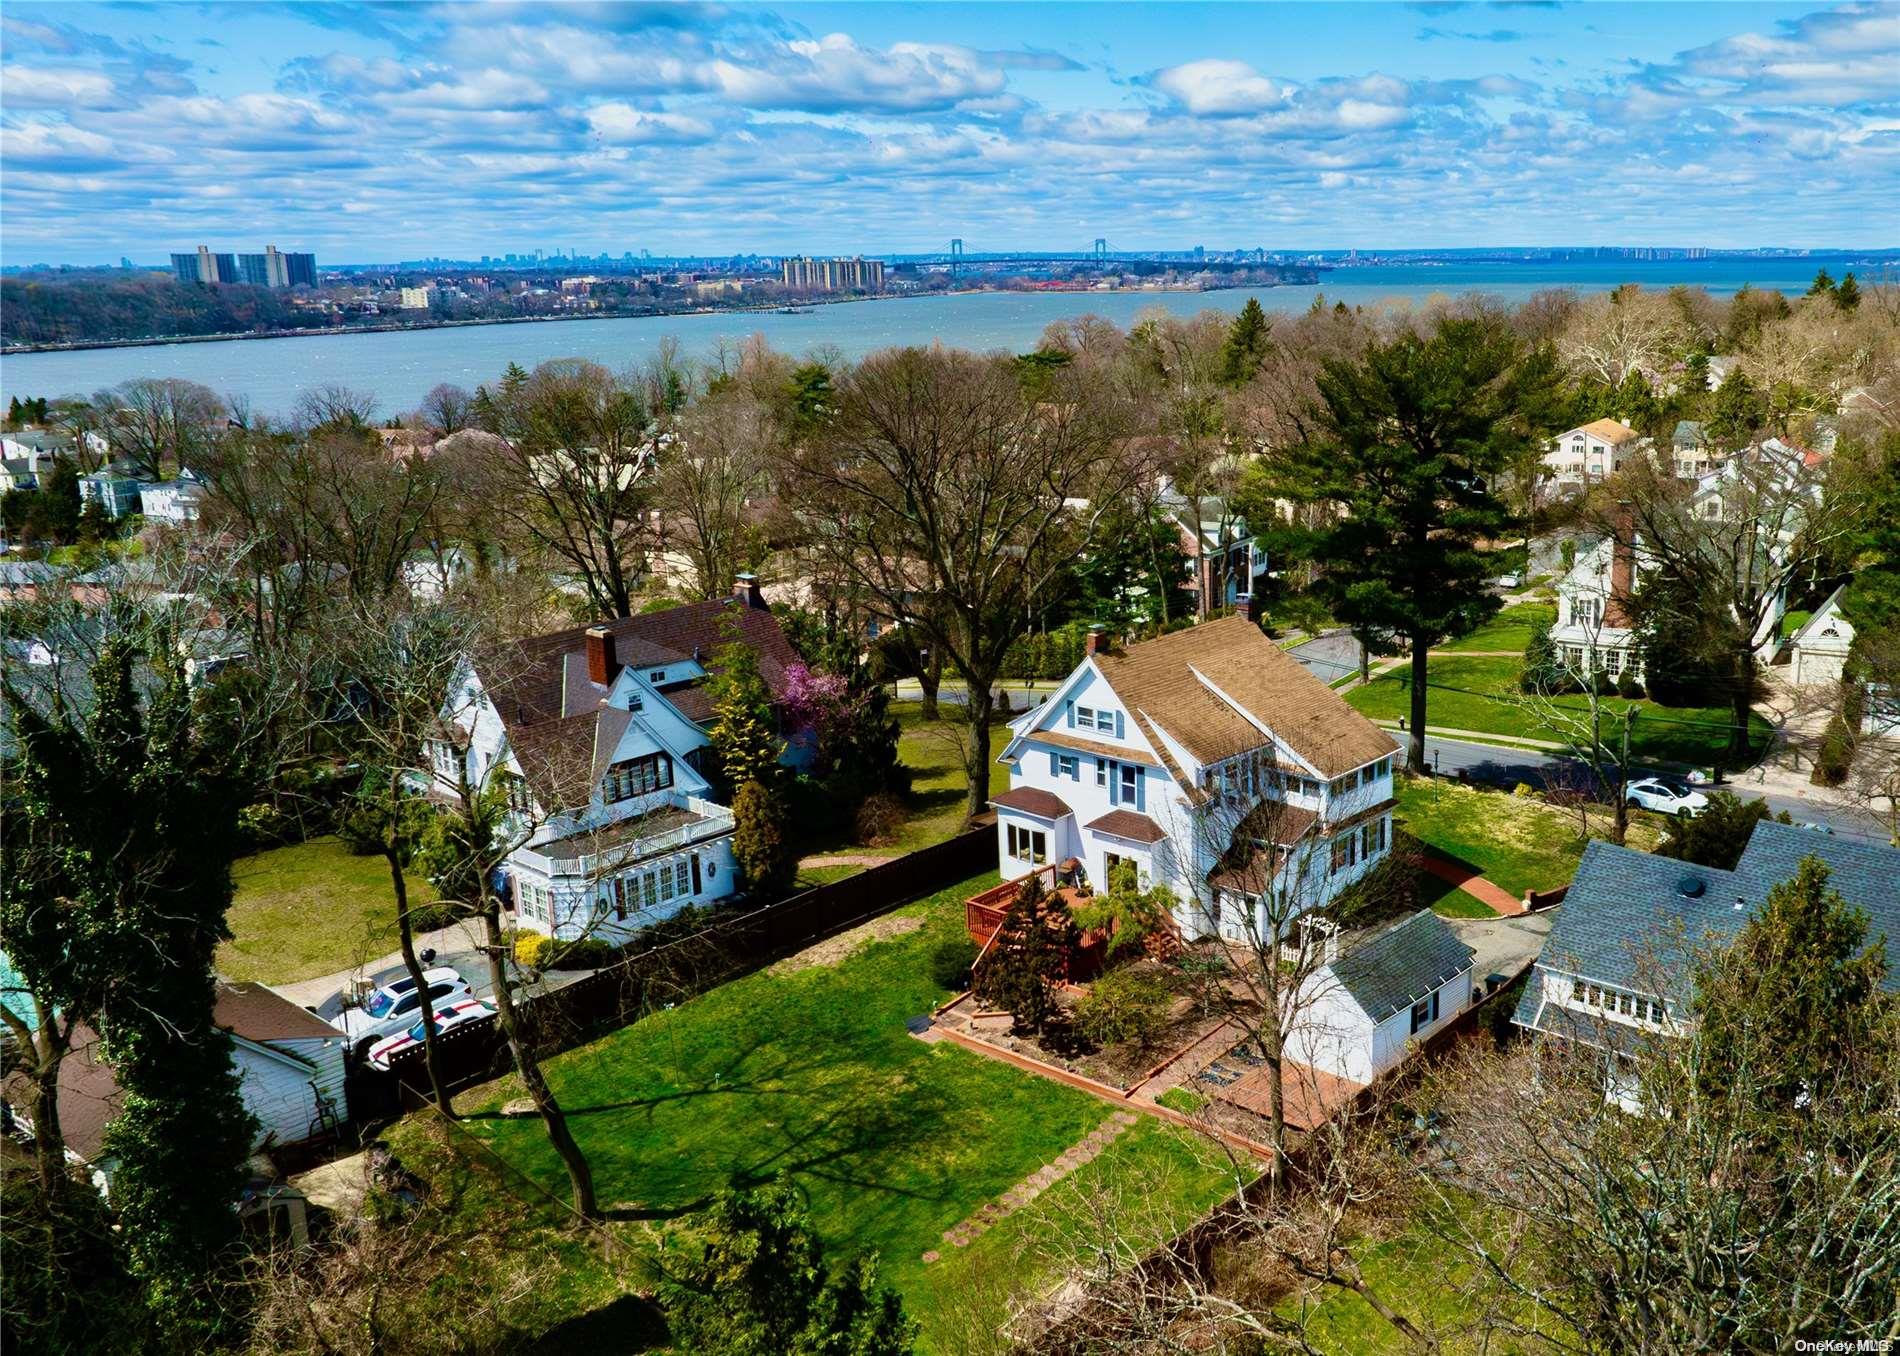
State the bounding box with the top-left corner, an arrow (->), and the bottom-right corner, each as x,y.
1287,910 -> 1475,1085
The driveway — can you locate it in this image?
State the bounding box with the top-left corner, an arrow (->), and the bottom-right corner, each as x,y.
1287,629 -> 1364,684
1447,909 -> 1554,988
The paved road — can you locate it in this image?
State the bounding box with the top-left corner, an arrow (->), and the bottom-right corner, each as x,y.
1395,730 -> 1884,843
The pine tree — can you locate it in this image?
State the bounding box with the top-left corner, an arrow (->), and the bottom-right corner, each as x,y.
1708,368 -> 1767,448
1519,617 -> 1562,692
1806,268 -> 1837,297
1835,272 -> 1861,312
972,874 -> 1075,1033
1219,297 -> 1273,386
707,638 -> 781,792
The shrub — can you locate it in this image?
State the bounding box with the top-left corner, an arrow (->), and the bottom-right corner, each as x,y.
855,790 -> 904,847
972,874 -> 1073,1034
1658,790 -> 1790,870
236,801 -> 292,851
1812,715 -> 1856,786
1615,671 -> 1643,700
1074,970 -> 1172,1051
545,937 -> 619,970
928,937 -> 978,991
1520,620 -> 1561,693
513,933 -> 554,969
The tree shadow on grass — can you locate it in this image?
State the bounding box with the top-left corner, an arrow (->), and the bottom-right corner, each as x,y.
537,1294 -> 669,1354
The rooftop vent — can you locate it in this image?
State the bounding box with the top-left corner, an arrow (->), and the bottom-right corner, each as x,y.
1677,875 -> 1705,899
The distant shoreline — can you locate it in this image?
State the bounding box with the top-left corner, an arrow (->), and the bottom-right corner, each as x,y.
0,275 -> 1321,356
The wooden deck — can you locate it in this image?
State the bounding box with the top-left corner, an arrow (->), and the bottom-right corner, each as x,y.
1207,1057 -> 1365,1132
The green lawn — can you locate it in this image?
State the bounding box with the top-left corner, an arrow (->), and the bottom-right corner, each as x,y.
405,872 -> 1242,1352
891,707 -> 976,852
218,835 -> 426,983
1348,655 -> 1772,770
1396,777 -> 1661,897
1438,602 -> 1555,654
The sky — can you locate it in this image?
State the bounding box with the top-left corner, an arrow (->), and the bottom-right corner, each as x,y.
1,1 -> 1896,265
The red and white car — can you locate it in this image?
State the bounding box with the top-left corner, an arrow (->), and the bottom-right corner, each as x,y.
365,997 -> 497,1071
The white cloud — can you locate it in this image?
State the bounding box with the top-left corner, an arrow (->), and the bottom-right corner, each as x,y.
585,103 -> 717,143
0,65 -> 118,107
1151,59 -> 1294,115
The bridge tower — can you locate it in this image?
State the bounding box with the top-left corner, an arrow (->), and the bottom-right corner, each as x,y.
1093,237 -> 1107,260
950,237 -> 964,277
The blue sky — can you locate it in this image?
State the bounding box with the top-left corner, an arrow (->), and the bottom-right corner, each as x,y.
1,1 -> 1895,264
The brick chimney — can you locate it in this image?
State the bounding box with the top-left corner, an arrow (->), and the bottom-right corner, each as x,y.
1605,503 -> 1636,628
584,625 -> 616,686
1085,624 -> 1109,657
734,572 -> 765,609
1236,592 -> 1263,625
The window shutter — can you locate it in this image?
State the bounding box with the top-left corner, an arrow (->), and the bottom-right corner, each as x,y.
1066,701 -> 1075,728
1108,763 -> 1118,806
1134,768 -> 1144,811
1115,710 -> 1124,739
1049,750 -> 1059,776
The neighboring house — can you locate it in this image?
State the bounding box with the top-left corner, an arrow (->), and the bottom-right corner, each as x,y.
401,545 -> 474,600
1789,584 -> 1854,688
138,468 -> 207,525
1286,910 -> 1476,1085
1512,821 -> 1900,1104
1,456 -> 39,493
1,981 -> 350,1191
1705,354 -> 1739,391
1161,485 -> 1268,621
1549,531 -> 1644,680
425,575 -> 801,942
78,461 -> 147,519
1670,420 -> 1717,478
991,604 -> 1399,944
1542,419 -> 1648,492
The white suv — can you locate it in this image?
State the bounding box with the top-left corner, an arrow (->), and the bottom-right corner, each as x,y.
333,967 -> 472,1057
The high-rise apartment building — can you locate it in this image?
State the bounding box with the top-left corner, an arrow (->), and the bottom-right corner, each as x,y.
235,245 -> 319,289
173,244 -> 315,288
780,256 -> 885,292
170,245 -> 238,285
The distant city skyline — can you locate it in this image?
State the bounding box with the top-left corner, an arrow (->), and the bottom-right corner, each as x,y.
2,1 -> 1895,266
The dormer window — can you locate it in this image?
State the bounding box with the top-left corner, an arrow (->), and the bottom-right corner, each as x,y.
605,752 -> 672,802
649,669 -> 666,683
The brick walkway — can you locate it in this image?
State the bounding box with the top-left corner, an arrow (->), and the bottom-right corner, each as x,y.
923,1110 -> 1140,1263
1419,853 -> 1526,916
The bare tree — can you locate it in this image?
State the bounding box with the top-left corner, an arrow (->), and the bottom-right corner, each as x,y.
96,377 -> 225,479
475,359 -> 657,619
417,383 -> 475,436
790,347 -> 1125,817
658,389 -> 773,600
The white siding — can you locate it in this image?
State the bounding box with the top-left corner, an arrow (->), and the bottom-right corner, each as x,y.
232,1039 -> 343,1148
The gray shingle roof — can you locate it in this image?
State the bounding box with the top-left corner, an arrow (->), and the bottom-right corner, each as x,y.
1515,824 -> 1900,1037
1329,910 -> 1475,1022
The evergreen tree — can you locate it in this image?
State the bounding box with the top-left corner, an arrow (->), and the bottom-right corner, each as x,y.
1519,616 -> 1562,693
1070,859 -> 1175,958
1835,271 -> 1861,312
1708,368 -> 1767,448
1614,367 -> 1658,433
13,629 -> 256,1339
1693,856 -> 1893,1122
731,778 -> 794,897
1218,297 -> 1272,386
706,637 -> 781,792
1656,790 -> 1790,869
972,874 -> 1075,1033
1805,268 -> 1837,298
1248,316 -> 1551,772
659,1179 -> 916,1356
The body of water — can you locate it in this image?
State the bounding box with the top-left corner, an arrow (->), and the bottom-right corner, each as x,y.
0,255 -> 1869,418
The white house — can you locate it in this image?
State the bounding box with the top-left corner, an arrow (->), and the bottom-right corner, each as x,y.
1542,419 -> 1648,493
138,468 -> 206,525
426,576 -> 801,942
1,981 -> 350,1192
1549,532 -> 1643,681
78,461 -> 148,519
1789,585 -> 1855,688
1285,910 -> 1475,1085
990,606 -> 1399,944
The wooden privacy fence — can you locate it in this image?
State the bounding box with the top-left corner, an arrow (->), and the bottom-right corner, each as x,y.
374,819 -> 997,1109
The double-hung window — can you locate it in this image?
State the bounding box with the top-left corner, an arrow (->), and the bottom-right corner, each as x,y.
1118,762 -> 1138,802
1330,833 -> 1358,875
1056,753 -> 1079,780
1094,758 -> 1107,787
1410,990 -> 1440,1035
1007,824 -> 1048,864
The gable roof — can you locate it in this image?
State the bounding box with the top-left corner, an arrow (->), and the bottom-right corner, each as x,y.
1092,615 -> 1394,778
1514,823 -> 1900,1035
1573,418 -> 1643,446
215,981 -> 342,1042
1327,910 -> 1475,1022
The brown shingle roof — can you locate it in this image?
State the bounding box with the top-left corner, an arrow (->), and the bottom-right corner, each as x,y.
1022,729 -> 1162,767
1094,616 -> 1394,779
1575,418 -> 1643,446
1083,809 -> 1167,845
216,982 -> 341,1042
992,786 -> 1074,820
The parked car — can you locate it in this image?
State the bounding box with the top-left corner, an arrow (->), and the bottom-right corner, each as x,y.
1490,572 -> 1521,589
334,967 -> 472,1056
366,998 -> 497,1071
1625,777 -> 1709,817
1795,820 -> 1836,834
